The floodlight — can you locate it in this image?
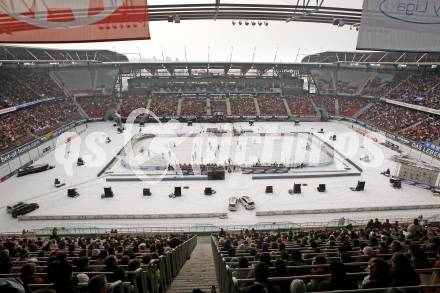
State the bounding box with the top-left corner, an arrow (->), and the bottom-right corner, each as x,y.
245,20 -> 249,26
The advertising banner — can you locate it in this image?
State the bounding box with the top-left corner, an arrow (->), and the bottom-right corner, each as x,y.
0,0 -> 149,43
357,0 -> 440,51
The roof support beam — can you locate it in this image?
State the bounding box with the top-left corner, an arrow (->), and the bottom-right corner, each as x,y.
43,50 -> 56,61
286,0 -> 325,22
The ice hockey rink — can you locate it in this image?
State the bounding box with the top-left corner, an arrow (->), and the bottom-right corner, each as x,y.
1,120 -> 439,232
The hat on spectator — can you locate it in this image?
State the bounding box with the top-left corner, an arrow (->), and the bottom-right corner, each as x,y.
92,249 -> 100,257
76,273 -> 89,284
290,279 -> 306,293
363,246 -> 374,257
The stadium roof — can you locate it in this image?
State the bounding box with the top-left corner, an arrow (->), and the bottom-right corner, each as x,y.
0,45 -> 128,63
116,61 -> 311,76
147,2 -> 362,25
0,2 -> 361,28
302,51 -> 440,65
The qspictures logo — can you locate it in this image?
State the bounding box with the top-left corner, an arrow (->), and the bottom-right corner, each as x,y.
379,0 -> 440,24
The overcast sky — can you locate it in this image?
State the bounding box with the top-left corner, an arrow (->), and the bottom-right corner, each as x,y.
18,0 -> 365,62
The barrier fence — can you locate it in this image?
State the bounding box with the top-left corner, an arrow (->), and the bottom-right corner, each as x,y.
22,214 -> 440,237
212,235 -> 235,293
160,235 -> 197,292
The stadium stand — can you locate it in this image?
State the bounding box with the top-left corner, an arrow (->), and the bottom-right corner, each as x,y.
2,91 -> 439,155
309,65 -> 439,113
181,98 -> 207,116
0,232 -> 196,293
302,51 -> 440,64
0,70 -> 65,109
402,116 -> 440,145
312,96 -> 337,116
229,97 -> 257,116
310,69 -> 336,95
358,102 -> 429,133
120,96 -> 149,117
338,97 -> 370,117
385,71 -> 440,110
77,96 -> 118,119
335,69 -> 371,96
0,99 -> 81,153
212,218 -> 440,293
257,96 -> 287,116
361,72 -> 403,98
149,96 -> 179,116
210,99 -> 228,115
285,96 -> 316,116
0,46 -> 128,62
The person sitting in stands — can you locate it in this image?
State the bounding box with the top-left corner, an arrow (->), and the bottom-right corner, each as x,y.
232,256 -> 250,281
361,257 -> 392,289
19,263 -> 44,285
290,279 -> 306,293
390,253 -> 420,287
240,262 -> 281,293
87,275 -> 107,293
359,246 -> 376,262
307,255 -> 327,291
47,260 -> 79,293
104,255 -> 124,282
0,251 -> 12,273
74,256 -> 90,272
407,218 -> 424,239
272,259 -> 290,292
319,260 -> 357,291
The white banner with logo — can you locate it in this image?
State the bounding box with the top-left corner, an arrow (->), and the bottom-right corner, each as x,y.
357,0 -> 440,51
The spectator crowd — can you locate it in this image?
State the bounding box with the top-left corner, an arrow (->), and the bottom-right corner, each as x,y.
0,99 -> 80,153
285,96 -> 315,116
0,232 -> 192,293
215,217 -> 440,293
257,96 -> 287,116
1,68 -> 439,155
0,70 -> 65,109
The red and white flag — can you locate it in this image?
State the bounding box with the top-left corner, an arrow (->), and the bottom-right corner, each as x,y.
0,0 -> 149,43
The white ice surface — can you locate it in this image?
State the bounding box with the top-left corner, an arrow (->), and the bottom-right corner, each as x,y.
1,121 -> 439,232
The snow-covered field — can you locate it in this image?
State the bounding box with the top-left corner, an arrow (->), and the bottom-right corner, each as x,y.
0,121 -> 439,233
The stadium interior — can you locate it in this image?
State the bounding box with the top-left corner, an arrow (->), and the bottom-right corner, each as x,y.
1,1 -> 440,293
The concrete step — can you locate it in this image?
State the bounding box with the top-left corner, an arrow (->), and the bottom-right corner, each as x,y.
167,236 -> 218,293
